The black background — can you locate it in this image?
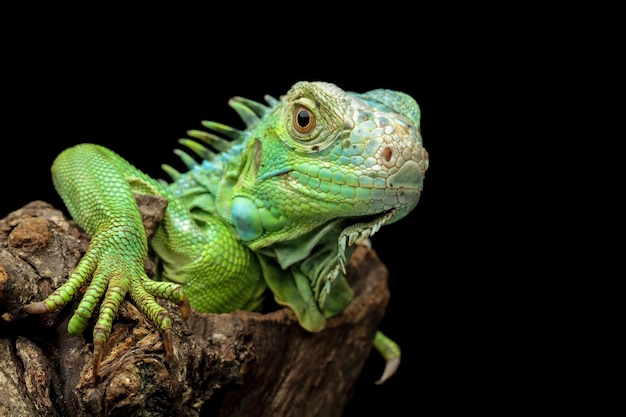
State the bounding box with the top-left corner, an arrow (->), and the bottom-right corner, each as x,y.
0,23 -> 497,415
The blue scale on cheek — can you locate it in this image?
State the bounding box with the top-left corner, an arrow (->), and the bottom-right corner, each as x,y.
231,196 -> 287,240
231,196 -> 263,241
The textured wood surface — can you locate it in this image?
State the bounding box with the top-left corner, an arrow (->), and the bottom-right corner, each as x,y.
0,200 -> 390,417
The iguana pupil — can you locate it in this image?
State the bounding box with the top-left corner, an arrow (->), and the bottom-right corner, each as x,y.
294,106 -> 315,134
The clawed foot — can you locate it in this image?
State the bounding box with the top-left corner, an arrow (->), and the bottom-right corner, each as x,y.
88,296 -> 190,384
24,265 -> 191,385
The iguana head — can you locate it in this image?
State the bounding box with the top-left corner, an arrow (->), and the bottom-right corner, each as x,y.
171,81 -> 428,331
218,81 -> 429,249
209,81 -> 428,330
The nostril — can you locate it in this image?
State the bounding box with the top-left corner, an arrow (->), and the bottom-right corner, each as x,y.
381,146 -> 394,162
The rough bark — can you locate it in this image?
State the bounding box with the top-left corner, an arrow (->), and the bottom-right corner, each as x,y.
0,200 -> 390,417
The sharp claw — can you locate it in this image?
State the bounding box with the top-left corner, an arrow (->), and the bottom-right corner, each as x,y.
23,301 -> 50,314
92,339 -> 104,385
162,327 -> 174,364
179,295 -> 191,321
375,356 -> 401,385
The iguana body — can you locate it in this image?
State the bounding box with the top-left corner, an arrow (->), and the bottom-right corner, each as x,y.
25,81 -> 429,383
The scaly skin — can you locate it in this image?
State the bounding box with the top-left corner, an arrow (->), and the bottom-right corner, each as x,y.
24,81 -> 429,384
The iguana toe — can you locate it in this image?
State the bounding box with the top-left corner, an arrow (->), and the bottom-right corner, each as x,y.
373,330 -> 401,384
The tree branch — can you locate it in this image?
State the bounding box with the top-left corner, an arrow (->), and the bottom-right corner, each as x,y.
0,200 -> 390,417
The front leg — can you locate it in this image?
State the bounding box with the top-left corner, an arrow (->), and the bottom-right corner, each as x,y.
24,144 -> 190,382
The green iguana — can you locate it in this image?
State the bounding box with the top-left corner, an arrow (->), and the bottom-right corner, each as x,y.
24,81 -> 429,384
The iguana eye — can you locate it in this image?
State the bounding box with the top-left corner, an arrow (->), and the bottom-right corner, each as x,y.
293,106 -> 315,134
